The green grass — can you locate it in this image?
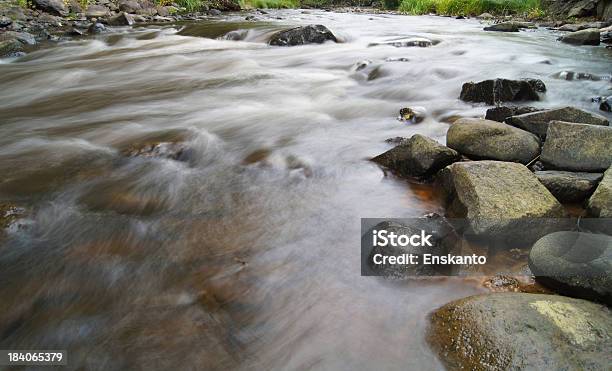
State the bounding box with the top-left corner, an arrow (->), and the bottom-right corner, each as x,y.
398,0 -> 541,16
240,0 -> 299,8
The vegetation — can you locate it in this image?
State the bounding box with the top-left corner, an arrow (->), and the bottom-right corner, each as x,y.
398,0 -> 541,16
239,0 -> 299,8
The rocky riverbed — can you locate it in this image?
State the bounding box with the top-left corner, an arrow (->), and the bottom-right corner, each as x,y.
1,4 -> 611,370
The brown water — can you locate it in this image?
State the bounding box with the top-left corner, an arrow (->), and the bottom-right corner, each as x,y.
0,9 -> 610,370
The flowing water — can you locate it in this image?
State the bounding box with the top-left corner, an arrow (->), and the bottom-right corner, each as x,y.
0,9 -> 610,370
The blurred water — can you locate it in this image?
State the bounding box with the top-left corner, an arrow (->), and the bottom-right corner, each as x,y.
0,9 -> 610,370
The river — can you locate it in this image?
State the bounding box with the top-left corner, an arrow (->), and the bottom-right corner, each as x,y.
0,9 -> 610,370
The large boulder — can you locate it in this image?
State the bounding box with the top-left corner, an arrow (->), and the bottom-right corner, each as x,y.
446,118 -> 541,163
459,78 -> 546,105
371,134 -> 460,178
484,105 -> 540,122
439,161 -> 567,244
529,231 -> 612,304
118,0 -> 141,13
269,25 -> 337,47
588,166 -> 612,217
507,106 -> 609,137
85,5 -> 110,17
541,121 -> 612,172
559,28 -> 600,45
108,12 -> 135,26
535,170 -> 603,203
429,293 -> 612,370
32,0 -> 67,15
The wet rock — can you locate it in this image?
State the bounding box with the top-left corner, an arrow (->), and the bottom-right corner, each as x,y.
483,21 -> 534,32
507,106 -> 609,137
482,275 -> 521,292
108,12 -> 135,26
477,12 -> 494,19
439,161 -> 566,243
371,134 -> 460,179
88,22 -> 106,34
429,293 -> 612,371
85,5 -> 110,18
557,22 -> 605,32
484,105 -> 540,122
529,231 -> 611,304
384,137 -> 406,144
0,31 -> 36,45
364,214 -> 458,277
0,39 -> 23,58
32,0 -> 67,16
459,78 -> 546,105
595,96 -> 611,112
535,170 -> 603,203
587,166 -> 612,217
397,107 -> 426,123
552,70 -> 604,81
0,203 -> 25,231
350,60 -> 384,81
541,121 -> 612,172
269,25 -> 337,46
368,37 -> 439,48
222,29 -> 248,41
118,0 -> 141,13
0,16 -> 12,28
446,118 -> 541,163
123,142 -> 191,161
208,9 -> 222,16
559,28 -> 600,46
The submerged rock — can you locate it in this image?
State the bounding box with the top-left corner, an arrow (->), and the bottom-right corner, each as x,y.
484,105 -> 540,122
269,25 -> 337,46
371,134 -> 460,179
529,231 -> 612,305
439,161 -> 566,244
507,106 -> 609,137
552,70 -> 605,81
123,142 -> 191,162
368,37 -> 439,48
429,293 -> 612,370
541,121 -> 612,172
535,171 -> 603,203
587,166 -> 612,218
559,28 -> 600,45
446,118 -> 541,163
459,78 -> 546,105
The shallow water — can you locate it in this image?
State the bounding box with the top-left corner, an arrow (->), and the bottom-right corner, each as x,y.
0,9 -> 610,370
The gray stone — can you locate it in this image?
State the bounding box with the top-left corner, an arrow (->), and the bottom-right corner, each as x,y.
429,293 -> 612,370
32,0 -> 67,15
269,25 -> 337,46
85,5 -> 110,17
0,39 -> 23,58
108,12 -> 135,26
535,170 -> 603,203
460,78 -> 546,105
118,0 -> 141,13
541,121 -> 612,172
484,105 -> 540,122
371,134 -> 460,178
483,21 -> 534,32
559,28 -> 600,45
446,118 -> 541,163
507,106 -> 609,137
0,31 -> 36,45
439,161 -> 567,243
588,166 -> 612,217
368,37 -> 439,48
529,231 -> 612,304
0,16 -> 12,28
88,22 -> 106,34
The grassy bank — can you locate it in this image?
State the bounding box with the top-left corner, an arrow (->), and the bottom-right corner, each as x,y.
396,0 -> 541,15
239,0 -> 299,8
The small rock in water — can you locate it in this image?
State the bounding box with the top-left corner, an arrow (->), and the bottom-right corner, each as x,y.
88,22 -> 106,34
384,57 -> 410,62
529,231 -> 612,304
484,105 -> 541,122
397,107 -> 426,123
558,28 -> 600,45
124,142 -> 191,162
368,37 -> 439,48
535,170 -> 603,203
593,96 -> 611,112
222,29 -> 248,41
460,78 -> 545,105
483,21 -> 534,32
482,275 -> 520,292
587,166 -> 612,218
350,60 -> 384,81
269,25 -> 337,47
477,12 -> 494,19
552,70 -> 604,81
384,136 -> 407,144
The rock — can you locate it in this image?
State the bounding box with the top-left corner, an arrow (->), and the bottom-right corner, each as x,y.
118,0 -> 141,13
368,37 -> 439,48
446,118 -> 541,163
552,70 -> 603,81
568,0 -> 599,18
371,134 -> 461,178
483,21 -> 534,32
269,25 -> 337,46
587,166 -> 612,217
88,22 -> 106,34
507,106 -> 609,137
364,214 -> 458,277
350,60 -> 384,81
85,5 -> 110,17
556,22 -> 604,32
123,142 -> 191,161
0,39 -> 22,57
484,105 -> 540,122
32,0 -> 67,16
535,171 -> 603,203
0,31 -> 36,45
459,78 -> 546,105
602,30 -> 612,44
439,161 -> 566,243
429,293 -> 612,370
0,16 -> 12,28
541,121 -> 612,172
559,28 -> 600,46
397,107 -> 426,123
596,96 -> 611,112
156,6 -> 171,16
477,12 -> 494,19
108,12 -> 135,26
208,9 -> 222,16
529,231 -> 611,304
